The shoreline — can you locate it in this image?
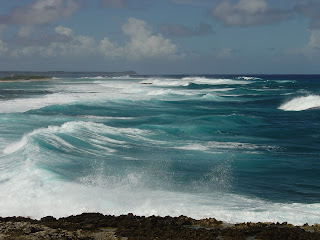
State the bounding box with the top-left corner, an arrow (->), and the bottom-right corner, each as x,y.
0,78 -> 55,83
0,213 -> 319,240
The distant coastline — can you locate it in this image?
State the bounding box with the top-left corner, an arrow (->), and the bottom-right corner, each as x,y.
0,75 -> 54,82
0,71 -> 137,79
0,71 -> 138,82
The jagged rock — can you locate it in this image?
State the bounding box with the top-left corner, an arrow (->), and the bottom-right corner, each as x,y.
0,213 -> 319,240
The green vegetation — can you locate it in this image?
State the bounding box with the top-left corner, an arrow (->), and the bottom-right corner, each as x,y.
0,75 -> 51,81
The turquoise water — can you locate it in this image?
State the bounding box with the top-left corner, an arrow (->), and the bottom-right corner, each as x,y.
0,74 -> 319,224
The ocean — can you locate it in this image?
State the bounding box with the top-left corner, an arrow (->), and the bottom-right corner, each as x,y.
0,73 -> 319,225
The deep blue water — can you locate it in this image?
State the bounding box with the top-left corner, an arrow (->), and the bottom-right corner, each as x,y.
0,73 -> 319,224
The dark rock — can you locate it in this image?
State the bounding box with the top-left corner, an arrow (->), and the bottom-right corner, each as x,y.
0,213 -> 320,239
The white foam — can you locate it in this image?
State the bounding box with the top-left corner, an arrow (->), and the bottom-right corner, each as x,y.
0,80 -> 149,113
81,75 -> 144,80
2,121 -> 166,156
279,95 -> 320,111
140,78 -> 189,87
80,76 -> 110,80
201,94 -> 225,101
139,77 -> 251,87
182,77 -> 251,85
175,141 -> 278,152
146,89 -> 196,96
0,93 -> 76,113
3,136 -> 27,155
111,75 -> 145,80
275,80 -> 295,83
208,88 -> 235,92
238,76 -> 261,80
0,167 -> 319,225
0,121 -> 317,225
80,115 -> 135,120
112,75 -> 130,79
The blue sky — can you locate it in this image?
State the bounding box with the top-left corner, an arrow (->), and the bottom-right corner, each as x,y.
0,0 -> 320,74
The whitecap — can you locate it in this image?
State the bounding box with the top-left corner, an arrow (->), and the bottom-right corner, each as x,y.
279,95 -> 320,111
238,76 -> 261,80
79,115 -> 135,120
174,141 -> 278,152
139,78 -> 189,87
2,121 -> 167,156
3,136 -> 28,155
182,77 -> 252,85
80,76 -> 110,80
0,168 -> 319,225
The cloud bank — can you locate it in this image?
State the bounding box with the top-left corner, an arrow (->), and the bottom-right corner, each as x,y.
294,1 -> 320,29
0,0 -> 81,25
4,18 -> 180,60
0,40 -> 8,55
100,18 -> 179,59
210,0 -> 290,27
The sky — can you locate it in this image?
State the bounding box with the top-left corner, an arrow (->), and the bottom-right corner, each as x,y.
0,0 -> 320,74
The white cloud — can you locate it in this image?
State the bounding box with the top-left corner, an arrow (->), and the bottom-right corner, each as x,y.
0,40 -> 8,55
294,2 -> 320,29
99,37 -> 124,58
100,18 -> 179,59
218,48 -> 234,58
286,29 -> 320,59
9,18 -> 181,61
210,0 -> 290,27
12,26 -> 96,58
300,30 -> 320,57
309,30 -> 320,49
17,26 -> 36,38
236,0 -> 267,13
122,18 -> 178,59
55,26 -> 73,37
0,0 -> 80,25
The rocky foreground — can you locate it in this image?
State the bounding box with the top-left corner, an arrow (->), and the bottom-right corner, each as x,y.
0,213 -> 320,240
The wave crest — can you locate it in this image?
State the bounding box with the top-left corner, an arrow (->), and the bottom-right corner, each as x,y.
182,77 -> 251,85
2,121 -> 157,156
279,95 -> 320,111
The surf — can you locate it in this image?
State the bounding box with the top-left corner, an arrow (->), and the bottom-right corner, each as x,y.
279,95 -> 320,111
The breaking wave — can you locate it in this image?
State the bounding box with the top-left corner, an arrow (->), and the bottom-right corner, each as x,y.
139,77 -> 252,87
238,76 -> 261,80
1,74 -> 320,226
279,95 -> 320,111
2,121 -> 159,157
182,77 -> 252,85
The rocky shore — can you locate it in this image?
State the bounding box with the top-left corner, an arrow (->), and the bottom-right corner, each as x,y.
0,213 -> 320,240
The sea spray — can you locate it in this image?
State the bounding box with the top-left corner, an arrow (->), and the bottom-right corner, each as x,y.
279,95 -> 320,111
0,73 -> 319,225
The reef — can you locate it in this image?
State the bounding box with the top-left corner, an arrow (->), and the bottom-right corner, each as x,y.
0,213 -> 320,240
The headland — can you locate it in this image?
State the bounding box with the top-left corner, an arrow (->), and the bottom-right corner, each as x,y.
0,75 -> 53,82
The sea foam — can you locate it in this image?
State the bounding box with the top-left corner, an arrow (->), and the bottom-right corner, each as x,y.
0,165 -> 319,225
182,77 -> 251,85
2,121 -> 165,156
279,95 -> 320,111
